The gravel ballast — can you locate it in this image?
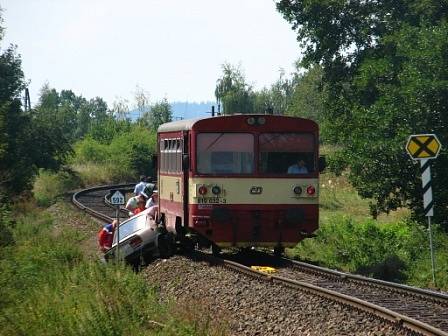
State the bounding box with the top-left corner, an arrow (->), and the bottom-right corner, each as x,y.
142,255 -> 418,336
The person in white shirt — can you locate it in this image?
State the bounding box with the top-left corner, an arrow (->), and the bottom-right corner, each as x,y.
134,176 -> 147,196
125,192 -> 148,216
146,191 -> 158,219
145,190 -> 158,209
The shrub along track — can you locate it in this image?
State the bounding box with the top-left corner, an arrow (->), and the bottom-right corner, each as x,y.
73,184 -> 448,336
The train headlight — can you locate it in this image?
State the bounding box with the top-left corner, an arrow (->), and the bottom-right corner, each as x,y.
293,186 -> 302,195
211,185 -> 221,195
198,185 -> 208,195
257,117 -> 266,125
306,185 -> 316,196
247,117 -> 256,125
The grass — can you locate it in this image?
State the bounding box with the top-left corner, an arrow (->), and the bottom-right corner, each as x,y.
0,201 -> 227,336
319,170 -> 410,224
289,170 -> 448,291
32,162 -> 137,208
32,168 -> 81,206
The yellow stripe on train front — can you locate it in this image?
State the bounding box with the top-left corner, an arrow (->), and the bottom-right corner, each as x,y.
189,177 -> 319,205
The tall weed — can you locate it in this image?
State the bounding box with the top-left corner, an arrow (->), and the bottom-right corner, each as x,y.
292,215 -> 448,288
0,204 -> 15,248
33,169 -> 81,206
71,162 -> 133,185
0,204 -> 222,335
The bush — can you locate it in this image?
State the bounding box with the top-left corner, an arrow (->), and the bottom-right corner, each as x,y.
33,169 -> 81,206
291,215 -> 448,289
404,224 -> 448,290
294,216 -> 413,280
108,126 -> 156,176
73,137 -> 109,163
71,125 -> 157,185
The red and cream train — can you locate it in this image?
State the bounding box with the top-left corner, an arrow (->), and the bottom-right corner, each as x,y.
156,114 -> 323,254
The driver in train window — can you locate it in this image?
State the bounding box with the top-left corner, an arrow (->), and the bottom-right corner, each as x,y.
287,159 -> 308,174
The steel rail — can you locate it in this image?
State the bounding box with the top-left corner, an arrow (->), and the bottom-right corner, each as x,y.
72,183 -> 135,222
284,257 -> 448,304
194,251 -> 448,336
72,184 -> 448,335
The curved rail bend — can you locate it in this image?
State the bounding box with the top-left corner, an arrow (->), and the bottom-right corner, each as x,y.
72,183 -> 135,222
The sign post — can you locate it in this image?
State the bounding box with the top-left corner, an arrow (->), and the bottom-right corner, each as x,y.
110,189 -> 126,262
406,134 -> 442,286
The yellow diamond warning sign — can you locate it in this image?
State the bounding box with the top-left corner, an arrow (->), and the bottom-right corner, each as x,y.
406,134 -> 442,160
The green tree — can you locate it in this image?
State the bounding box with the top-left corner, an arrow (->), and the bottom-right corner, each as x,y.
88,97 -> 108,124
215,63 -> 254,115
35,85 -> 110,141
286,65 -> 325,122
253,69 -> 297,115
76,97 -> 109,138
134,85 -> 150,122
0,14 -> 72,196
112,97 -> 130,121
0,43 -> 27,194
89,117 -> 132,144
277,1 -> 448,224
142,98 -> 172,131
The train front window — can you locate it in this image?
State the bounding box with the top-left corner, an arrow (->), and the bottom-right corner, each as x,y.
259,133 -> 315,174
197,133 -> 254,174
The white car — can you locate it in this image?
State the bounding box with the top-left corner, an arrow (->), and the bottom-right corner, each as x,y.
104,209 -> 174,266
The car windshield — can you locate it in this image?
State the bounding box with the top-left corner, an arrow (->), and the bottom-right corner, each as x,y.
197,133 -> 254,174
259,133 -> 315,174
114,214 -> 147,244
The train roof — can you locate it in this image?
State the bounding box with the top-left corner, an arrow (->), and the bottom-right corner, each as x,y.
157,114 -> 317,133
157,117 -> 206,132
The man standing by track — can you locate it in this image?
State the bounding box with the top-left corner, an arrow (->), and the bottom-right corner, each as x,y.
134,175 -> 156,199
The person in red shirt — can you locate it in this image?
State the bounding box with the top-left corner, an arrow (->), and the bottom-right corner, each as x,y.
98,220 -> 118,252
132,199 -> 146,216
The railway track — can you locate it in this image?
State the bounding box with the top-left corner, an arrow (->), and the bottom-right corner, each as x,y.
218,250 -> 448,336
72,183 -> 135,222
73,184 -> 448,336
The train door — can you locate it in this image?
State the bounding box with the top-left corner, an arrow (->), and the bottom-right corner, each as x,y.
181,132 -> 189,230
158,133 -> 184,233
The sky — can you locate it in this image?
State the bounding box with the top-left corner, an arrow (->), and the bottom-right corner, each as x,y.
1,0 -> 301,107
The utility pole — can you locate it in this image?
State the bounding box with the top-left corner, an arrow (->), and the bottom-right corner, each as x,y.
207,105 -> 215,117
24,88 -> 31,111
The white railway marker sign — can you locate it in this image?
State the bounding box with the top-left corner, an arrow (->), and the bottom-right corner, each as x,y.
110,190 -> 125,205
109,189 -> 126,261
406,134 -> 442,286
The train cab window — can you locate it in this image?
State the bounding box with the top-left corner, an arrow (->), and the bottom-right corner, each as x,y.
259,133 -> 315,174
197,133 -> 254,174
